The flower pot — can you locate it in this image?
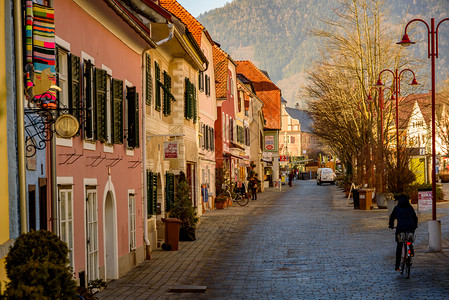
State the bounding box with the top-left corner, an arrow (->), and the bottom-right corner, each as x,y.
215,201 -> 227,209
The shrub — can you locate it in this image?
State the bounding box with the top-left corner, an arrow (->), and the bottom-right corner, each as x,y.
169,171 -> 198,230
5,230 -> 77,299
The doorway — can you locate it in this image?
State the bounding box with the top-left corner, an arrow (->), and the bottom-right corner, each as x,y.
104,191 -> 118,280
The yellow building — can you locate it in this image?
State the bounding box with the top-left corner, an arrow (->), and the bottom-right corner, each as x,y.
0,2 -> 10,291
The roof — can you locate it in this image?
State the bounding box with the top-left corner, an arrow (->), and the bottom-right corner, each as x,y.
213,44 -> 231,99
396,93 -> 445,129
285,107 -> 313,133
236,60 -> 281,130
159,0 -> 211,47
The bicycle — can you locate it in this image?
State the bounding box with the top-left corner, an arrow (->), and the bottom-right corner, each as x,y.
219,184 -> 249,206
398,232 -> 415,279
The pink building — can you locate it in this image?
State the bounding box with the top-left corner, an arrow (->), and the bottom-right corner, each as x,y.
53,0 -> 159,285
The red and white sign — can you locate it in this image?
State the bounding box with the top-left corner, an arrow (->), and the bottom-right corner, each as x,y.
163,141 -> 178,159
265,135 -> 274,150
279,155 -> 289,162
418,191 -> 432,211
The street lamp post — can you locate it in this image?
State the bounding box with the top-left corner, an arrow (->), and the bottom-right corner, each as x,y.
374,68 -> 419,162
398,18 -> 449,252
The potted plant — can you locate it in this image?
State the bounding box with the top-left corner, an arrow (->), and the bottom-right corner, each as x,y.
4,230 -> 77,299
169,171 -> 198,241
214,194 -> 228,209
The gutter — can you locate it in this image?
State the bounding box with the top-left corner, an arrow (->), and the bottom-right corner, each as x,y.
14,0 -> 27,233
104,0 -> 157,48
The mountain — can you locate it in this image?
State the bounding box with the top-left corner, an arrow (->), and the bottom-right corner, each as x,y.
198,0 -> 449,106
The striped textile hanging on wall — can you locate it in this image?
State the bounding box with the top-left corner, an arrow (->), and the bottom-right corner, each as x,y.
32,3 -> 55,75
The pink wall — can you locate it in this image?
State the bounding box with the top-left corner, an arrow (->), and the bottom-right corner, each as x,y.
55,0 -> 144,277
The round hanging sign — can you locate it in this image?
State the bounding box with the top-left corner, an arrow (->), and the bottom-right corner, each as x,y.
55,114 -> 79,138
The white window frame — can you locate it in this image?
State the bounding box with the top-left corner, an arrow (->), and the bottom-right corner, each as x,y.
129,193 -> 136,251
58,187 -> 74,269
86,187 -> 99,282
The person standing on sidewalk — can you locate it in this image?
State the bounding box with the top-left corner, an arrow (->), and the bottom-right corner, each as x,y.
250,173 -> 258,200
389,194 -> 418,271
288,171 -> 294,187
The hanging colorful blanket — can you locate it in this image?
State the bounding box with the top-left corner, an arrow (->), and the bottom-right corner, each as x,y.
32,3 -> 56,108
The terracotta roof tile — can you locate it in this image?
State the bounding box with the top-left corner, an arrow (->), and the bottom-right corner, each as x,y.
213,44 -> 229,99
159,0 -> 204,46
236,60 -> 281,130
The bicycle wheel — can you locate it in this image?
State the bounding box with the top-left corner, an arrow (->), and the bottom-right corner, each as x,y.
405,257 -> 411,279
400,244 -> 406,275
234,193 -> 249,206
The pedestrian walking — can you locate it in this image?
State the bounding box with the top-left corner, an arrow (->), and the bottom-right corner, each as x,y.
250,173 -> 258,200
388,194 -> 418,271
288,171 -> 293,187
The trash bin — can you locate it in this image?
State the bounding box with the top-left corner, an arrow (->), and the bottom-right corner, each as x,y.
358,189 -> 373,210
162,218 -> 181,251
353,189 -> 360,209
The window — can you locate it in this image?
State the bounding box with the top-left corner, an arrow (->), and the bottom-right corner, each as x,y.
56,47 -> 69,109
198,71 -> 204,92
230,118 -> 234,142
184,77 -> 197,122
129,194 -> 136,251
95,68 -> 107,142
59,187 -> 74,268
106,75 -> 112,143
162,71 -> 174,116
112,79 -> 123,144
205,74 -> 210,97
83,59 -> 94,140
86,188 -> 99,281
145,54 -> 152,106
291,136 -> 296,144
165,172 -> 175,212
69,54 -> 81,122
154,62 -> 161,111
126,86 -> 139,148
147,171 -> 158,216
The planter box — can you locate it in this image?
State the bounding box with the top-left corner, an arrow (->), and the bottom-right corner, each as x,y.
215,201 -> 227,209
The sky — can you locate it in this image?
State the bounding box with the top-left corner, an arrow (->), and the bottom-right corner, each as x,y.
177,0 -> 232,17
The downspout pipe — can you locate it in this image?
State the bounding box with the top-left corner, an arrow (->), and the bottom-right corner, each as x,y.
155,23 -> 174,46
142,48 -> 151,259
14,0 -> 27,234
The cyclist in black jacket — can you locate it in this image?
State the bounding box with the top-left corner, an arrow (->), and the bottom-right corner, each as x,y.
389,194 -> 418,271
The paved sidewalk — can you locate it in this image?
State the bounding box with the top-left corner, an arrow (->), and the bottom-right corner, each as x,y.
97,181 -> 449,299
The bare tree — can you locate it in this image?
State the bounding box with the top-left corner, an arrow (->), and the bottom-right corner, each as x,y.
304,0 -> 423,192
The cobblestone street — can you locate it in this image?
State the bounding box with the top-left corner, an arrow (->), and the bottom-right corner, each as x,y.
98,180 -> 449,299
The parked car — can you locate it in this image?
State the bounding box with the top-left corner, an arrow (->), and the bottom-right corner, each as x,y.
317,168 -> 336,185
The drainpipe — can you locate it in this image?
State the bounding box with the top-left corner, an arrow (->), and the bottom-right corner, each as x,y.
142,48 -> 151,259
14,0 -> 27,234
155,23 -> 174,46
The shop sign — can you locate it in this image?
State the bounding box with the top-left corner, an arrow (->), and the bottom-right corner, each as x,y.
418,190 -> 432,211
264,135 -> 275,150
163,141 -> 178,159
279,155 -> 289,162
262,152 -> 272,162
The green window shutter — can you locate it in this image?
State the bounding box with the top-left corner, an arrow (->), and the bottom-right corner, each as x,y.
145,54 -> 152,106
112,79 -> 123,144
155,62 -> 161,111
184,78 -> 189,119
95,68 -> 107,142
84,60 -> 93,139
126,86 -> 139,148
163,71 -> 172,116
69,54 -> 80,122
192,83 -> 197,123
147,171 -> 157,216
165,172 -> 175,212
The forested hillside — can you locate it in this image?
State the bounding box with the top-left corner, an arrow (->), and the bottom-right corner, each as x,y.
199,0 -> 449,105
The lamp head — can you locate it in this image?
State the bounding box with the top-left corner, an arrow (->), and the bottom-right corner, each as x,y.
367,94 -> 372,101
374,78 -> 384,87
390,94 -> 395,101
397,34 -> 415,47
410,78 -> 419,86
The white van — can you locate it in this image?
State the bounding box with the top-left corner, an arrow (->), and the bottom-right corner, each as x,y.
317,168 -> 336,185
